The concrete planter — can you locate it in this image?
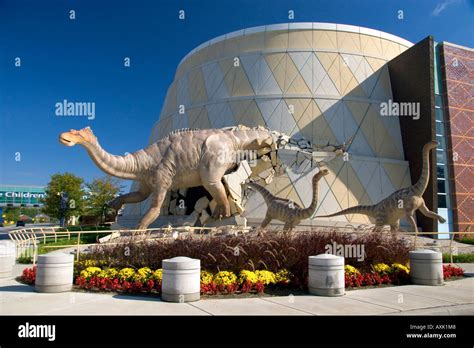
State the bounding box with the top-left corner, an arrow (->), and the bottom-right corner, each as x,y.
35,253 -> 74,293
409,249 -> 444,286
161,256 -> 200,302
0,241 -> 16,279
308,254 -> 345,296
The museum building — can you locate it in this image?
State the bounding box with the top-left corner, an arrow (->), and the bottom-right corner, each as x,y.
118,23 -> 473,236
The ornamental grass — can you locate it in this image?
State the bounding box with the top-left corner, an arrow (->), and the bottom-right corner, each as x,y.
83,230 -> 412,287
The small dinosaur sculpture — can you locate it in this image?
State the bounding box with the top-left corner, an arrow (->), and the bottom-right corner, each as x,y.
248,169 -> 329,231
316,140 -> 445,232
59,125 -> 277,229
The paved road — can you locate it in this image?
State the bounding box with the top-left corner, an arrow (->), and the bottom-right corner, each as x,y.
1,263 -> 473,315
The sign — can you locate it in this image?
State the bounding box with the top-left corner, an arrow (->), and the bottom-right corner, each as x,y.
0,186 -> 46,207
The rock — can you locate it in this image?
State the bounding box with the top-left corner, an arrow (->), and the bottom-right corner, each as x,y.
194,196 -> 209,213
169,199 -> 177,214
180,211 -> 200,227
228,196 -> 244,215
223,160 -> 252,202
205,216 -> 247,228
199,209 -> 211,225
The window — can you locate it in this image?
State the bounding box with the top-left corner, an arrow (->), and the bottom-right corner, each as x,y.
436,121 -> 444,136
438,194 -> 447,208
438,180 -> 446,193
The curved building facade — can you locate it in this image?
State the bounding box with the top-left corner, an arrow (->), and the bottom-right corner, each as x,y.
120,23 -> 415,228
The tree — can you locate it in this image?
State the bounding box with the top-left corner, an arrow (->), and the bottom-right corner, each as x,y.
42,173 -> 85,222
84,176 -> 123,220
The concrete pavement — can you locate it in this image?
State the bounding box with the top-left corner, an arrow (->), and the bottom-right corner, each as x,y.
1,264 -> 472,316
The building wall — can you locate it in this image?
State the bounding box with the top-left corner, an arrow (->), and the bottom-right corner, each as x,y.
120,23 -> 413,228
440,43 -> 474,233
387,36 -> 438,233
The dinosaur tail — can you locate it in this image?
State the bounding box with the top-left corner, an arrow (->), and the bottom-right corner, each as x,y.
316,205 -> 376,218
247,182 -> 274,204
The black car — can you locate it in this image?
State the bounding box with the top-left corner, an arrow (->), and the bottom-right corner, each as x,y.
16,221 -> 26,227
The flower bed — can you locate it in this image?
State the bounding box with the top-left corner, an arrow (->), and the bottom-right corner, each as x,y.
83,231 -> 412,287
19,263 -> 464,294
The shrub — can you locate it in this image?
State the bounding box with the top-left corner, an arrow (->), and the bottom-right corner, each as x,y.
372,263 -> 391,274
118,268 -> 135,282
443,264 -> 464,278
85,230 -> 412,288
442,253 -> 474,263
21,266 -> 36,284
344,265 -> 360,276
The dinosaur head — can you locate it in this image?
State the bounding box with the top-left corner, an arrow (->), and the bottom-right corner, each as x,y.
59,127 -> 97,147
423,140 -> 439,151
316,168 -> 329,178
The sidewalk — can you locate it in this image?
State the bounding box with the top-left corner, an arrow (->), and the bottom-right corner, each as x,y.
1,264 -> 473,316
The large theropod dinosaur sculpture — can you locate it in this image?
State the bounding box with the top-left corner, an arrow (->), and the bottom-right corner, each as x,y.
59,125 -> 279,229
248,169 -> 329,231
316,141 -> 445,232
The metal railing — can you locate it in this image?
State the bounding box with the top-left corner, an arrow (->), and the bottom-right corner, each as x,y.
8,225 -> 252,263
8,225 -> 473,264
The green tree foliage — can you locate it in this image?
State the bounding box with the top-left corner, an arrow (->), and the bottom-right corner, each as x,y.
84,176 -> 122,219
41,173 -> 85,221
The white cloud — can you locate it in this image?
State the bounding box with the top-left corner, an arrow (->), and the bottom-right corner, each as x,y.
432,0 -> 462,16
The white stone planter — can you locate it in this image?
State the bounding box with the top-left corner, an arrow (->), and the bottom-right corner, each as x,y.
35,253 -> 74,293
161,257 -> 200,302
308,254 -> 345,296
0,241 -> 16,279
409,249 -> 444,286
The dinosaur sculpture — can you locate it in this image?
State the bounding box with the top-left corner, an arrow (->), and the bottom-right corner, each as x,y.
316,140 -> 445,232
59,125 -> 279,229
247,169 -> 329,231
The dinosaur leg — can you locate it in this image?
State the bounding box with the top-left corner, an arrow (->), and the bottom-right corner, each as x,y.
406,214 -> 418,233
200,172 -> 230,219
390,220 -> 400,233
373,215 -> 385,232
136,189 -> 168,230
260,214 -> 272,229
108,187 -> 151,211
419,202 -> 446,223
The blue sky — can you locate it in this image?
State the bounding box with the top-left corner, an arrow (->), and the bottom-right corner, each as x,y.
1,0 -> 473,191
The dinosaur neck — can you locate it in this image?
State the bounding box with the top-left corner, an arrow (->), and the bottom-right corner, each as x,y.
411,146 -> 432,196
82,142 -> 142,180
298,175 -> 321,219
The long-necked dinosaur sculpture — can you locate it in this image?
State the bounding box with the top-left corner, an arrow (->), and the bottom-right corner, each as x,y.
316,141 -> 445,232
248,169 -> 329,231
59,125 -> 278,229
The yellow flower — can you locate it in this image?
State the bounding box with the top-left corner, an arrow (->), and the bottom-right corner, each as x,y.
134,267 -> 152,282
80,267 -> 102,280
213,271 -> 237,286
255,270 -> 277,285
118,268 -> 136,281
391,263 -> 409,274
275,269 -> 292,284
373,263 -> 391,274
344,265 -> 360,276
151,269 -> 163,282
200,270 -> 214,285
238,270 -> 258,284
